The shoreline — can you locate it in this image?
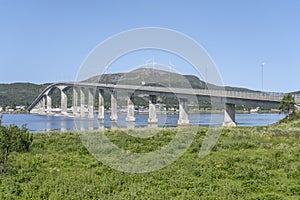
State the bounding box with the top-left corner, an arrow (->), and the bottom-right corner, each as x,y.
0,110 -> 281,115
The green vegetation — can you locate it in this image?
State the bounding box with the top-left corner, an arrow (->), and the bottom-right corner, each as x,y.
1,119 -> 300,199
279,93 -> 296,117
0,119 -> 33,174
0,83 -> 49,108
282,114 -> 300,124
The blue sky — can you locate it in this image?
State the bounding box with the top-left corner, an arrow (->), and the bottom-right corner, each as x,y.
0,0 -> 299,92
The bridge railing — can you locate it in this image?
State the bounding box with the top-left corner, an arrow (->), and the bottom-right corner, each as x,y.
223,91 -> 300,104
221,90 -> 287,102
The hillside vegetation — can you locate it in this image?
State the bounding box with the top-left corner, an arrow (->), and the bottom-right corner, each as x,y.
0,119 -> 299,199
0,83 -> 49,107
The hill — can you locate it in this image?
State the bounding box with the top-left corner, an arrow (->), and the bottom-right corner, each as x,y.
88,67 -> 256,92
0,68 -> 292,109
0,83 -> 50,108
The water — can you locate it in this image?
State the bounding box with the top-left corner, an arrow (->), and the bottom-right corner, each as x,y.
0,113 -> 286,132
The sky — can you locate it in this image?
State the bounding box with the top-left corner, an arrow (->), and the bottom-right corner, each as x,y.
0,0 -> 299,93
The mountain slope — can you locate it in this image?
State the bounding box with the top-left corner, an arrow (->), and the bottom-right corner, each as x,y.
0,83 -> 49,107
87,68 -> 255,91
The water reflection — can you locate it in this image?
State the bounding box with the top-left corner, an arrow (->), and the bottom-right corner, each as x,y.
76,118 -> 104,132
60,119 -> 67,132
126,121 -> 135,129
0,113 -> 286,132
148,123 -> 158,128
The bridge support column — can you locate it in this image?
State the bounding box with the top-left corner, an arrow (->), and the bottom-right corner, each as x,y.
98,89 -> 105,120
178,98 -> 189,125
148,95 -> 158,124
223,103 -> 237,127
88,88 -> 94,119
73,88 -> 79,116
110,91 -> 118,121
80,88 -> 85,118
60,89 -> 67,115
295,104 -> 300,113
39,96 -> 46,114
126,93 -> 135,122
46,95 -> 52,113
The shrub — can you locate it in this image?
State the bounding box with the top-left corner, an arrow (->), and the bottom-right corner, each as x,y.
0,118 -> 33,174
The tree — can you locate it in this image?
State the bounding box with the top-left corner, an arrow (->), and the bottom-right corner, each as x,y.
279,93 -> 295,117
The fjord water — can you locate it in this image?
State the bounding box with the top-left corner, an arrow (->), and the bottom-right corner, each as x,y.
1,113 -> 286,132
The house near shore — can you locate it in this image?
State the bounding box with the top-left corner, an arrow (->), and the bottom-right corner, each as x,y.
16,105 -> 25,111
250,107 -> 260,113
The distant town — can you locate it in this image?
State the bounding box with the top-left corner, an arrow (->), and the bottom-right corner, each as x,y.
0,105 -> 26,113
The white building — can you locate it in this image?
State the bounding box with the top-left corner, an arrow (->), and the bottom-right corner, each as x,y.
16,106 -> 25,110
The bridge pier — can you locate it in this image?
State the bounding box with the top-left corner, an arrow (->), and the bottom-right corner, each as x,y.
295,104 -> 300,113
46,95 -> 52,113
98,89 -> 105,120
39,96 -> 46,114
73,88 -> 79,116
148,95 -> 158,124
60,88 -> 68,115
88,88 -> 94,119
80,88 -> 86,118
178,98 -> 189,125
110,90 -> 118,121
223,103 -> 237,127
126,93 -> 135,122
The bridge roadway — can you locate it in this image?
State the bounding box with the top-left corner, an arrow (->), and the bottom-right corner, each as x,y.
28,82 -> 300,127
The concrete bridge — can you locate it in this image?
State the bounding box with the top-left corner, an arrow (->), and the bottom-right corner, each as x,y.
28,82 -> 300,127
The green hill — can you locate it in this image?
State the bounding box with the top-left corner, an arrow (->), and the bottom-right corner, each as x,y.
0,68 -> 294,110
0,83 -> 49,107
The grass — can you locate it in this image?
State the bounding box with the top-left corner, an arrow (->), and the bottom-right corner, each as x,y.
0,121 -> 300,199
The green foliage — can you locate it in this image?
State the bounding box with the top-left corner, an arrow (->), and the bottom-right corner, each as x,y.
0,83 -> 49,108
0,122 -> 300,199
278,112 -> 300,125
279,93 -> 295,116
0,120 -> 33,174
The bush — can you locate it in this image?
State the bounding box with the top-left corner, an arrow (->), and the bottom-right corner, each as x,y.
0,118 -> 33,174
278,112 -> 300,124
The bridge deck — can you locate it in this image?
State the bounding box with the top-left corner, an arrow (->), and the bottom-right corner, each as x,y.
28,82 -> 300,111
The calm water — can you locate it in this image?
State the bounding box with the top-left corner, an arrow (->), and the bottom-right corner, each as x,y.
0,113 -> 286,132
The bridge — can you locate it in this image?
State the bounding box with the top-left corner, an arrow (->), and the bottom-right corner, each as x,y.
28,82 -> 300,127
